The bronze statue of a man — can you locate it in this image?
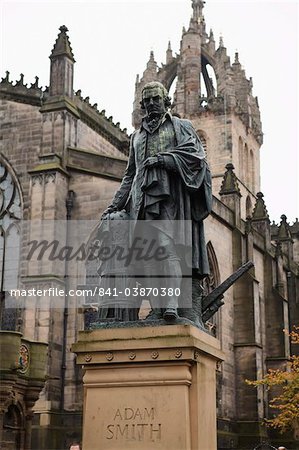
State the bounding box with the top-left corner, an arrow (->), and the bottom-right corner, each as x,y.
102,81 -> 212,325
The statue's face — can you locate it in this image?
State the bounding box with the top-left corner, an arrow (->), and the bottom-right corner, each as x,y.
142,86 -> 166,117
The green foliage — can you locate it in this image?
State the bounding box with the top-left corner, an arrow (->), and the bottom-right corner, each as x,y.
246,326 -> 299,434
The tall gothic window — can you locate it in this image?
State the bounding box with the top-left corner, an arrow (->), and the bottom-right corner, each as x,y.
203,241 -> 222,415
238,136 -> 243,180
244,143 -> 249,186
249,149 -> 255,192
246,195 -> 252,218
198,130 -> 207,155
203,241 -> 220,337
0,158 -> 22,330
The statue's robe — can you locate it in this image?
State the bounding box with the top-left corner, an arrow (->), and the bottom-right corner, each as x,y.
110,114 -> 212,277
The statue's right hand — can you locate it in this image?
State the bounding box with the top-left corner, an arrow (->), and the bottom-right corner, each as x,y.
101,205 -> 117,220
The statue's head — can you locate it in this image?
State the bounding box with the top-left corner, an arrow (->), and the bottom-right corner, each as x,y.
140,81 -> 171,117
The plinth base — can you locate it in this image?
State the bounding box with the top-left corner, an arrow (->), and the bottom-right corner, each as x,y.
72,325 -> 223,450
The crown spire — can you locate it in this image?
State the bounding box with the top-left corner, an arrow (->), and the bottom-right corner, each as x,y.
192,0 -> 205,22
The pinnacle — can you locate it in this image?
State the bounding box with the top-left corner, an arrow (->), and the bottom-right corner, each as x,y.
50,25 -> 75,62
146,51 -> 157,70
252,192 -> 270,222
277,214 -> 292,241
219,163 -> 241,196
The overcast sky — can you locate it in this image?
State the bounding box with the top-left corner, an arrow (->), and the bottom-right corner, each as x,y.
1,0 -> 298,223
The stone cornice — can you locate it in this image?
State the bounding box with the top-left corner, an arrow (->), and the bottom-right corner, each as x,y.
67,146 -> 126,181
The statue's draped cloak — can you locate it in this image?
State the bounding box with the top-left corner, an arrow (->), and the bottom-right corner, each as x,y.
111,115 -> 212,277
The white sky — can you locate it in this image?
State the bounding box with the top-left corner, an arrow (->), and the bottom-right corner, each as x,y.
1,0 -> 298,223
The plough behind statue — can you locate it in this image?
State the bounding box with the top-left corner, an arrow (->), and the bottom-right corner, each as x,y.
201,261 -> 254,323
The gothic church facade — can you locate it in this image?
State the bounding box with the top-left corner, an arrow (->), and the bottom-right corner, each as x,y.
0,1 -> 298,449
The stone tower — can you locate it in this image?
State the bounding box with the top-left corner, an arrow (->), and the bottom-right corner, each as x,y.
133,0 -> 263,220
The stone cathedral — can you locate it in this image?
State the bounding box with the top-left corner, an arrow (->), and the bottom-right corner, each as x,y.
0,1 -> 298,449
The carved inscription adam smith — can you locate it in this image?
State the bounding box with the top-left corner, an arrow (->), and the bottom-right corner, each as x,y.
106,407 -> 162,442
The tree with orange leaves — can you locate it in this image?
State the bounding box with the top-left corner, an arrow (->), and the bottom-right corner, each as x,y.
247,326 -> 299,434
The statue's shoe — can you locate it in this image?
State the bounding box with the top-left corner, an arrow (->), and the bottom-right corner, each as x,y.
145,309 -> 163,321
163,308 -> 178,322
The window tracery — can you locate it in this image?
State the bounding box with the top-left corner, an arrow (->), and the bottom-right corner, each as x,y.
0,159 -> 22,330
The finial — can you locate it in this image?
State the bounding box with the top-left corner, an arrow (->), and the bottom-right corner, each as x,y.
168,41 -> 172,51
182,26 -> 186,34
59,25 -> 68,33
16,74 -> 25,87
226,163 -> 234,170
30,76 -> 39,89
1,71 -> 10,83
234,52 -> 239,64
150,50 -> 155,60
219,35 -> 224,48
209,29 -> 214,40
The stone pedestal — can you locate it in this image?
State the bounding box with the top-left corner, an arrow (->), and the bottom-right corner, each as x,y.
72,324 -> 223,450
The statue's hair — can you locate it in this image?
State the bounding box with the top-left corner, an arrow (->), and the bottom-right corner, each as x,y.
140,81 -> 171,110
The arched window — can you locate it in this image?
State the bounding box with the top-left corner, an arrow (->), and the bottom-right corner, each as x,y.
3,404 -> 24,450
203,241 -> 222,415
0,158 -> 22,330
246,195 -> 252,218
168,75 -> 178,107
203,241 -> 221,337
249,149 -> 255,192
238,137 -> 243,179
197,130 -> 207,154
201,57 -> 217,97
244,143 -> 249,186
